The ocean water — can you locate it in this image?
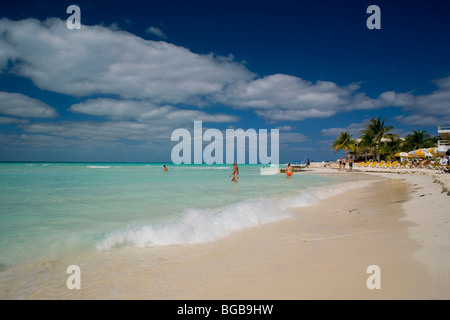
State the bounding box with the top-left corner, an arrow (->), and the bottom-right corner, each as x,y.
0,162 -> 367,272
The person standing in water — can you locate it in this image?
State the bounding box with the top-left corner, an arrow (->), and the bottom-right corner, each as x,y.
285,163 -> 293,179
163,165 -> 168,172
230,162 -> 239,183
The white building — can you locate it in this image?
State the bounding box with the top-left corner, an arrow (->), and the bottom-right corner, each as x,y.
438,125 -> 450,147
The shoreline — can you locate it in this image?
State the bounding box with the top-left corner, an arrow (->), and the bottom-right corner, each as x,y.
1,170 -> 449,299
306,162 -> 450,193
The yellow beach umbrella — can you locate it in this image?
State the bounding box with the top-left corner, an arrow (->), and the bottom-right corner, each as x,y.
410,146 -> 448,157
408,149 -> 427,157
395,152 -> 410,157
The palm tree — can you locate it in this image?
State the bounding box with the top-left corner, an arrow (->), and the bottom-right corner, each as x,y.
350,143 -> 367,161
380,133 -> 402,160
360,116 -> 393,161
358,130 -> 376,161
331,131 -> 357,155
403,130 -> 434,150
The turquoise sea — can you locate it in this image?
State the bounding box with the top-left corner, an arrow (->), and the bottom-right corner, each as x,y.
0,162 -> 366,272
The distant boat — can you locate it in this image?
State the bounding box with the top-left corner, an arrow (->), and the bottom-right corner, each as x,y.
260,164 -> 280,175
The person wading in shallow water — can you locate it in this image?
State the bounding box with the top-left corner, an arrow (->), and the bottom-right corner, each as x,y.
285,163 -> 293,179
230,162 -> 239,183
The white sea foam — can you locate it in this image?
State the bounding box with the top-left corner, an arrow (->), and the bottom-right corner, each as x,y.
95,198 -> 288,251
95,179 -> 376,251
176,166 -> 232,170
87,166 -> 111,169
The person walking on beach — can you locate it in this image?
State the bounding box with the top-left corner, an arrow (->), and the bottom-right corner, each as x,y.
338,157 -> 342,171
230,162 -> 239,183
342,157 -> 346,171
348,157 -> 354,171
285,163 -> 293,179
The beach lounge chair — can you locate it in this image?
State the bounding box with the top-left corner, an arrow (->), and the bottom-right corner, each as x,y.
398,161 -> 410,169
425,160 -> 439,170
369,161 -> 378,168
381,161 -> 391,168
415,160 -> 424,169
419,159 -> 432,169
357,161 -> 365,167
429,160 -> 439,170
388,161 -> 398,168
432,162 -> 450,173
375,161 -> 385,168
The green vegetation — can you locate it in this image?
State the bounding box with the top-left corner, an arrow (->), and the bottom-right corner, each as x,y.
331,117 -> 440,161
331,131 -> 357,154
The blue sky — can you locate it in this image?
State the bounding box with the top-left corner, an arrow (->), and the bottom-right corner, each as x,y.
0,0 -> 449,162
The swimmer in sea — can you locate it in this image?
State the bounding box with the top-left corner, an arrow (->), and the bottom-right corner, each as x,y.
230,162 -> 239,183
163,165 -> 168,172
285,163 -> 293,179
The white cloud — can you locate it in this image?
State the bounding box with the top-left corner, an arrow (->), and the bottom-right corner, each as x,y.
279,132 -> 309,143
394,115 -> 443,127
0,17 -> 399,123
145,26 -> 167,39
215,74 -> 392,121
0,92 -> 58,118
0,116 -> 29,124
1,17 -> 449,129
275,125 -> 295,131
15,120 -> 172,154
69,98 -> 239,123
378,91 -> 414,107
217,74 -> 450,122
21,121 -> 159,142
393,76 -> 450,125
412,78 -> 450,115
69,99 -> 149,119
217,74 -> 351,110
0,18 -> 254,105
321,122 -> 366,137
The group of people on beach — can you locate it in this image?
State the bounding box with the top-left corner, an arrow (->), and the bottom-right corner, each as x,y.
338,156 -> 354,171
